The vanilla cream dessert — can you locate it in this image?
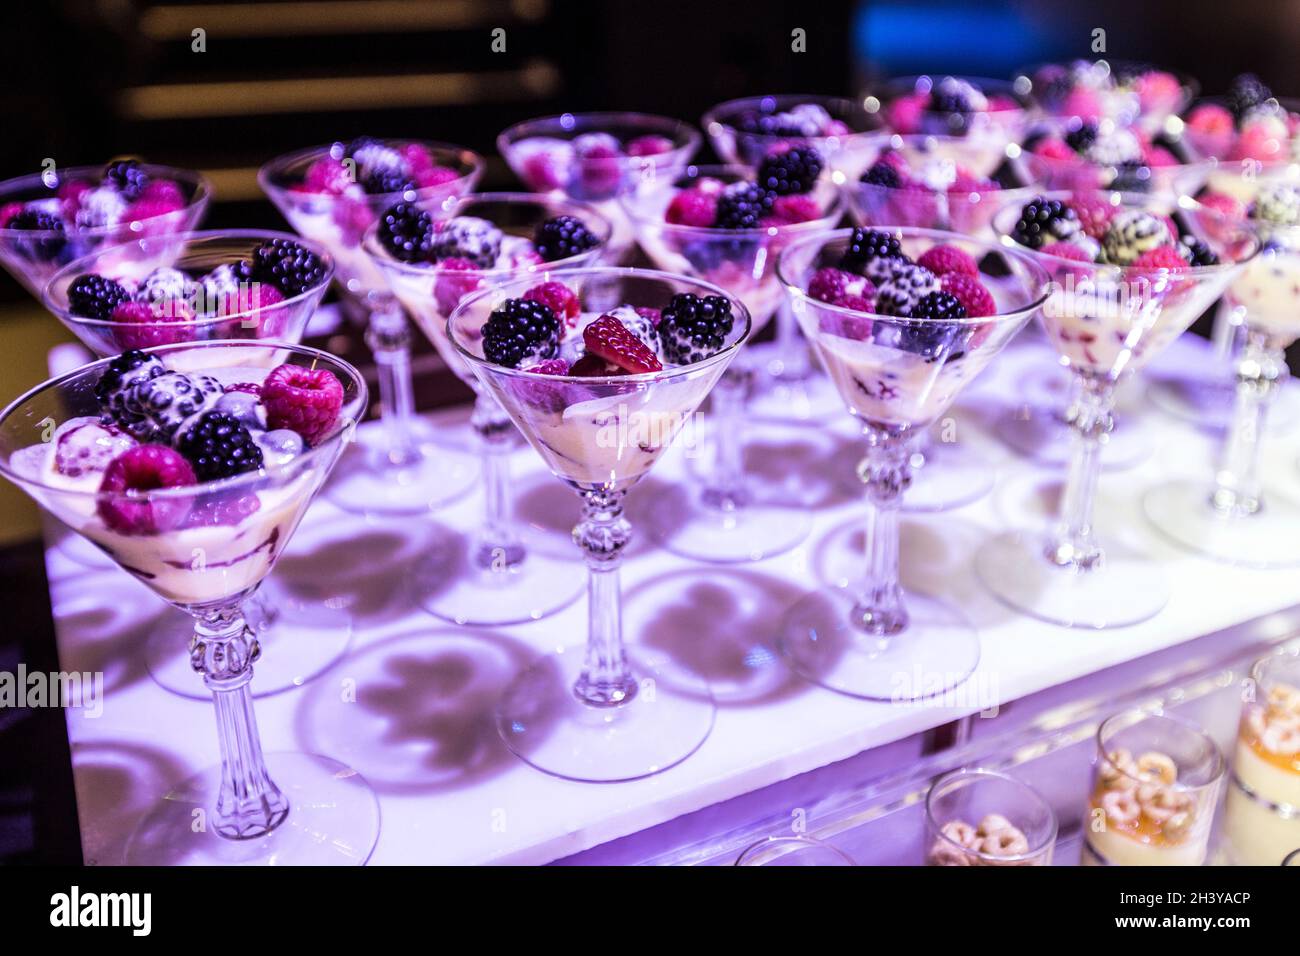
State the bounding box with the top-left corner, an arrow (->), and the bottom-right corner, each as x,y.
1225,682 -> 1300,865
1041,279 -> 1193,377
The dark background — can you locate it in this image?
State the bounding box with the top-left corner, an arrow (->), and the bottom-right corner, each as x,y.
0,0 -> 1291,864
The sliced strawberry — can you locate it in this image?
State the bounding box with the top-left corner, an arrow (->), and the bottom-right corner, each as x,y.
582,315 -> 662,373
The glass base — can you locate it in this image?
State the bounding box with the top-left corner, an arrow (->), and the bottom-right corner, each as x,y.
1144,479 -> 1300,568
1147,374 -> 1300,432
410,526 -> 584,625
976,530 -> 1169,629
777,586 -> 980,701
644,483 -> 812,563
327,425 -> 477,516
145,577 -> 353,699
495,644 -> 716,782
123,752 -> 379,865
996,405 -> 1151,470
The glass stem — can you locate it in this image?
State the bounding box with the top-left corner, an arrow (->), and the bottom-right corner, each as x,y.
854,426 -> 911,635
189,601 -> 288,840
1213,330 -> 1283,518
774,301 -> 810,380
702,366 -> 751,511
470,390 -> 524,571
572,489 -> 636,707
1046,377 -> 1115,570
365,297 -> 420,469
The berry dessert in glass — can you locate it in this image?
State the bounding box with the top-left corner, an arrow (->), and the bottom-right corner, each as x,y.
364,193 -> 611,626
1144,171 -> 1300,567
449,267 -> 751,782
1019,60 -> 1195,136
925,769 -> 1057,867
978,191 -> 1258,629
1083,710 -> 1224,866
0,340 -> 376,864
1180,74 -> 1300,164
1224,652 -> 1300,865
41,230 -> 363,698
878,75 -> 1031,148
776,227 -> 1048,700
0,159 -> 210,299
850,137 -> 1049,511
626,162 -> 842,562
497,112 -> 699,260
260,138 -> 484,515
702,95 -> 885,403
1023,117 -> 1213,195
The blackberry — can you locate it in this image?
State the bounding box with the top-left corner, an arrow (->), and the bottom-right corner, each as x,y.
1012,197 -> 1080,250
1178,236 -> 1219,267
839,227 -> 907,276
681,237 -> 758,273
104,160 -> 151,201
888,321 -> 970,362
1227,74 -> 1273,122
377,202 -> 434,263
859,162 -> 902,189
94,350 -> 166,430
735,111 -> 812,138
932,86 -> 973,115
875,263 -> 940,317
129,371 -> 222,442
1064,122 -> 1099,155
5,209 -> 66,261
251,238 -> 327,297
714,183 -> 775,229
68,273 -> 131,321
361,167 -> 415,195
658,293 -> 735,364
177,411 -> 265,481
533,215 -> 600,262
433,216 -> 503,267
482,298 -> 561,368
909,290 -> 968,320
756,146 -> 823,196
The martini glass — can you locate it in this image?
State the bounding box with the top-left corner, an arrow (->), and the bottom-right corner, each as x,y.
977,192 -> 1258,629
627,164 -> 842,562
259,140 -> 483,515
0,340 -> 377,864
42,229 -> 356,697
702,94 -> 885,400
1144,175 -> 1300,567
776,227 -> 1048,700
846,134 -> 1049,511
1017,60 -> 1196,137
497,112 -> 700,261
365,192 -> 612,625
450,267 -> 751,782
1180,95 -> 1300,165
877,75 -> 1032,146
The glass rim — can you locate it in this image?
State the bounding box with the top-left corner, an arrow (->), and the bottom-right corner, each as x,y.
622,162 -> 845,238
1094,707 -> 1226,793
924,767 -> 1059,863
775,224 -> 1053,327
257,139 -> 485,204
702,93 -> 885,140
0,163 -> 212,240
41,228 -> 336,331
733,834 -> 855,865
448,264 -> 753,385
1015,60 -> 1199,105
0,339 -> 366,500
990,188 -> 1262,274
1250,647 -> 1300,685
361,190 -> 614,279
880,74 -> 1031,112
496,111 -> 702,165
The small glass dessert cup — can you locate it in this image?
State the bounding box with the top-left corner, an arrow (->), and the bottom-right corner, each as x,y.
626,165 -> 842,562
876,75 -> 1032,149
0,341 -> 377,864
925,769 -> 1057,866
260,139 -> 484,515
1179,74 -> 1300,165
1024,117 -> 1216,197
449,267 -> 751,782
701,95 -> 886,402
776,227 -> 1048,700
1145,178 -> 1300,567
734,835 -> 855,866
497,112 -> 700,260
1018,60 -> 1196,137
849,135 -> 1050,511
1083,710 -> 1225,866
43,229 -> 351,697
977,191 -> 1258,629
364,193 -> 612,626
1225,652 -> 1300,865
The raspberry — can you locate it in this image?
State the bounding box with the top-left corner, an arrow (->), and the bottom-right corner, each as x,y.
513,359 -> 573,412
916,245 -> 978,278
433,258 -> 482,318
1041,241 -> 1094,262
940,274 -> 996,317
626,135 -> 674,157
97,445 -> 196,535
482,298 -> 561,369
886,93 -> 927,135
1142,144 -> 1178,167
110,299 -> 194,350
1032,138 -> 1077,163
0,202 -> 24,227
398,143 -> 435,174
770,195 -> 821,224
130,180 -> 186,216
658,293 -> 736,364
68,274 -> 131,321
665,189 -> 717,227
1133,246 -> 1190,271
522,281 -> 581,328
1186,103 -> 1235,136
304,156 -> 355,194
251,238 -> 328,297
582,315 -> 662,373
1061,89 -> 1103,121
1199,192 -> 1245,220
532,215 -> 599,262
177,411 -> 265,481
261,364 -> 345,446
808,267 -> 874,306
1066,193 -> 1115,240
837,296 -> 876,316
527,359 -> 570,375
415,166 -> 462,190
377,202 -> 434,263
756,145 -> 823,196
522,151 -> 565,191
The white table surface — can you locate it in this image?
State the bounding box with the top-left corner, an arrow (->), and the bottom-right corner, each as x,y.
44,330 -> 1300,865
